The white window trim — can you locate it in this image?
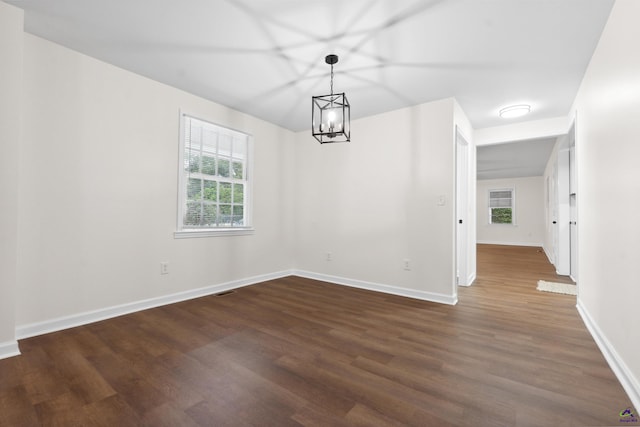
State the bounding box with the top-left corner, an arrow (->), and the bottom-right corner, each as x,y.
488,187 -> 516,226
174,228 -> 255,239
174,110 -> 255,238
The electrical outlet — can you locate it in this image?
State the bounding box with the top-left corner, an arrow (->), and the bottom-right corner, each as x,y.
326,252 -> 332,261
403,259 -> 411,270
160,262 -> 169,275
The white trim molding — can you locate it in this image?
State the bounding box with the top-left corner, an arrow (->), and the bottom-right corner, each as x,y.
459,272 -> 477,287
16,270 -> 292,340
15,270 -> 459,341
577,299 -> 640,411
542,245 -> 554,265
293,270 -> 458,306
174,228 -> 255,239
0,340 -> 20,360
477,240 -> 543,247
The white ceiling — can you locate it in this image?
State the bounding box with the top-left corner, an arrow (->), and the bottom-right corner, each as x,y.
7,0 -> 614,133
477,138 -> 558,180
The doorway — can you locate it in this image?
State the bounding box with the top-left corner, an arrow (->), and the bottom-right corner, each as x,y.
474,128 -> 576,293
456,127 -> 471,287
568,123 -> 578,282
553,122 -> 577,283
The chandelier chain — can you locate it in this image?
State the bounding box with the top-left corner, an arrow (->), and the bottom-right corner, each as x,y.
330,63 -> 334,96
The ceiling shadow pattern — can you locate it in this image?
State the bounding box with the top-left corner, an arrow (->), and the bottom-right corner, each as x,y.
10,0 -> 615,131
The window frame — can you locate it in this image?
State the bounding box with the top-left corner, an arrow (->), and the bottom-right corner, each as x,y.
488,187 -> 515,225
174,111 -> 254,239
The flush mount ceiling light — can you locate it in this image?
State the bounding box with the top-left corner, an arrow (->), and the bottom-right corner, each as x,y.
312,54 -> 350,143
499,104 -> 531,119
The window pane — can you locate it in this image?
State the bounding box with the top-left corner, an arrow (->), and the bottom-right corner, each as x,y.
233,205 -> 244,226
187,178 -> 201,200
202,155 -> 216,176
218,158 -> 230,178
490,190 -> 512,199
489,189 -> 512,208
202,128 -> 217,154
233,183 -> 244,203
203,181 -> 217,202
219,204 -> 232,226
232,136 -> 246,160
219,182 -> 232,203
202,204 -> 217,227
491,208 -> 512,224
232,161 -> 243,179
180,115 -> 251,231
188,122 -> 201,144
185,152 -> 199,173
490,198 -> 512,208
184,201 -> 202,226
219,134 -> 232,157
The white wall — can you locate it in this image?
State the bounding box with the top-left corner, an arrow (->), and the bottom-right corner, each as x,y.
0,2 -> 23,356
15,34 -> 295,330
293,98 -> 462,304
1,25 -> 477,350
571,0 -> 640,408
477,176 -> 545,246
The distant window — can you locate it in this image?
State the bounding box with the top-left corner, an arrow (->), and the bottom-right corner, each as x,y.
489,189 -> 514,224
176,113 -> 253,237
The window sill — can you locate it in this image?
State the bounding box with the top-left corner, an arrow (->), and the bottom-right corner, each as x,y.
174,228 -> 255,239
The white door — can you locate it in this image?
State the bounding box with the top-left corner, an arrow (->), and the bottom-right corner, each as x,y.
569,127 -> 578,282
550,161 -> 559,266
456,128 -> 469,286
556,149 -> 571,275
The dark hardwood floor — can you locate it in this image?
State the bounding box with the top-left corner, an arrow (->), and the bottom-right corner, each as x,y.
0,244 -> 632,426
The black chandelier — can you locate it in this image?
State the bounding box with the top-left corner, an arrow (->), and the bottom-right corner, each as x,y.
312,54 -> 350,143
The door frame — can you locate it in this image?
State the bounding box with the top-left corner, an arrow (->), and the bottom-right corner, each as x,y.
568,121 -> 578,282
456,127 -> 474,287
551,119 -> 577,282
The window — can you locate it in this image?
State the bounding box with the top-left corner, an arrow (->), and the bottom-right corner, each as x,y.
489,188 -> 514,224
176,113 -> 252,237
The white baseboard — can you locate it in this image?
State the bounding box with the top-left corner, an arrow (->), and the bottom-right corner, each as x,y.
459,271 -> 477,287
15,270 -> 293,340
0,340 -> 20,360
577,299 -> 640,411
477,240 -> 543,247
15,269 -> 458,341
542,245 -> 554,265
293,270 -> 458,305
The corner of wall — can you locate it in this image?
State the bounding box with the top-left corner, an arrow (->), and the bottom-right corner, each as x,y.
0,341 -> 21,361
293,270 -> 459,306
0,0 -> 24,349
577,299 -> 640,411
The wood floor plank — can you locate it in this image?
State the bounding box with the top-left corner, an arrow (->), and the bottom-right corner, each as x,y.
0,244 -> 632,426
82,394 -> 143,427
33,392 -> 89,427
0,386 -> 40,427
